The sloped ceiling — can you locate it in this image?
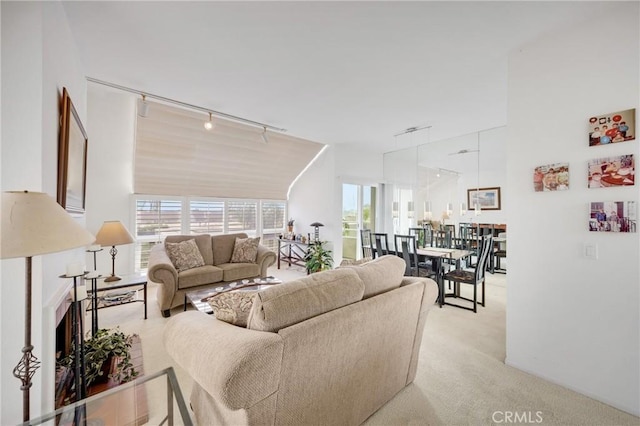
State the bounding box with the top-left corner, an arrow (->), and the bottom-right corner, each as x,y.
63,1 -> 612,152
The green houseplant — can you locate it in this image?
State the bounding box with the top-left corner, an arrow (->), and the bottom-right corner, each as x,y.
304,241 -> 334,273
61,328 -> 138,387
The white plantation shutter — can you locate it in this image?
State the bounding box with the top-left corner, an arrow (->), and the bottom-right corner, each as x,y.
227,201 -> 258,235
135,199 -> 183,269
135,102 -> 324,199
190,200 -> 224,234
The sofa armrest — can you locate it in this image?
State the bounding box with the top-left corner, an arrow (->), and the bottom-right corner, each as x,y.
164,311 -> 283,410
256,245 -> 276,277
400,277 -> 438,313
148,243 -> 179,312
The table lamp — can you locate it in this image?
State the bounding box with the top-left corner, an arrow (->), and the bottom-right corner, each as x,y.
95,220 -> 134,282
1,191 -> 94,421
310,222 -> 324,242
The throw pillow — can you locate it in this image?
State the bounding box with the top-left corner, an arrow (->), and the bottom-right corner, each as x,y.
165,239 -> 205,272
230,237 -> 260,263
208,291 -> 257,327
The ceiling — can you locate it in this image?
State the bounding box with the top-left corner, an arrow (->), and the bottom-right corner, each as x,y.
62,1 -> 611,153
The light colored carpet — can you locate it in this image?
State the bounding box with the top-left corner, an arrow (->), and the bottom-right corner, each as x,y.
96,264 -> 639,425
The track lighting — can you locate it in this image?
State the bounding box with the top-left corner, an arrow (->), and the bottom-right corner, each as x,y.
137,94 -> 149,117
204,112 -> 215,130
261,127 -> 269,144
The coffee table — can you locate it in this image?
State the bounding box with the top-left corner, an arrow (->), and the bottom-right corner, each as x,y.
185,276 -> 282,314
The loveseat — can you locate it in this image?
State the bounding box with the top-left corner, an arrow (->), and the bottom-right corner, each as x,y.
148,233 -> 276,317
164,255 -> 439,425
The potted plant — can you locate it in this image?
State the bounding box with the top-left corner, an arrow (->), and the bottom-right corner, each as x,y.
287,218 -> 295,233
60,328 -> 138,387
304,241 -> 334,273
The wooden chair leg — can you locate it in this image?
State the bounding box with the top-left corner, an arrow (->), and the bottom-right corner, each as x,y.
481,279 -> 486,307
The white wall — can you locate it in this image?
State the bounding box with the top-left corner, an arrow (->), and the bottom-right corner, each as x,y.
288,146 -> 340,260
506,3 -> 639,416
1,1 -> 88,422
85,85 -> 137,274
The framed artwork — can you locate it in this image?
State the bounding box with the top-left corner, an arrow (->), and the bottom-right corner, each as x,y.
57,88 -> 88,214
467,187 -> 501,211
588,108 -> 635,146
533,163 -> 569,192
589,201 -> 636,233
588,154 -> 634,188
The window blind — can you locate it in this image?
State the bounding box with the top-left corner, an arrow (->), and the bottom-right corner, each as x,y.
135,102 -> 324,199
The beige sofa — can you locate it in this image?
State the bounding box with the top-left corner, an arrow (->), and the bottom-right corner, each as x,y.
164,255 -> 438,425
148,233 -> 276,317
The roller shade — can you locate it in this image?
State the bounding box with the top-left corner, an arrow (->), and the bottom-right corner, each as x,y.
135,102 -> 324,199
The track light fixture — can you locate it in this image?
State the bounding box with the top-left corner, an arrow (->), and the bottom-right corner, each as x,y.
88,77 -> 287,133
137,94 -> 149,117
204,112 -> 214,130
261,127 -> 269,144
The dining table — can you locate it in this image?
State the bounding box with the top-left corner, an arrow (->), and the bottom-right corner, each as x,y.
416,247 -> 474,307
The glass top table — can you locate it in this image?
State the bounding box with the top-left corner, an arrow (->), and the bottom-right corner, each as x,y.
185,276 -> 282,314
23,367 -> 192,426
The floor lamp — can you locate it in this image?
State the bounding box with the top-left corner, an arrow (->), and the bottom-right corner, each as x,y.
1,191 -> 94,422
94,221 -> 134,282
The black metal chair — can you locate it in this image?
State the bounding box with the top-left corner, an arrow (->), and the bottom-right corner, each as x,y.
494,232 -> 506,273
394,234 -> 433,278
408,227 -> 427,248
372,233 -> 390,258
360,229 -> 374,260
443,234 -> 493,313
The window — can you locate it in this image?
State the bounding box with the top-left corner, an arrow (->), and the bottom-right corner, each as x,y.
227,201 -> 258,235
134,196 -> 286,271
261,201 -> 286,251
190,200 -> 224,234
135,199 -> 183,270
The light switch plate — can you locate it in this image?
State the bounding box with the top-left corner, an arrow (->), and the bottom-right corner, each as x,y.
584,243 -> 598,260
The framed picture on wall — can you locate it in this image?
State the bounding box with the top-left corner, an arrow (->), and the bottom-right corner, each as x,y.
533,163 -> 569,192
57,87 -> 88,214
588,108 -> 635,146
467,187 -> 501,211
589,201 -> 636,233
588,154 -> 634,188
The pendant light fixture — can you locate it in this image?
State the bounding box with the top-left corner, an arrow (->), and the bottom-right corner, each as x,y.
204,112 -> 214,130
460,202 -> 467,216
261,126 -> 269,144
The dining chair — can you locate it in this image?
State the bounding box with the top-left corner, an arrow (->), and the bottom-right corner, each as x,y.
442,234 -> 493,313
360,229 -> 374,260
394,234 -> 433,278
433,229 -> 452,248
494,232 -> 507,273
372,233 -> 390,258
408,227 -> 427,248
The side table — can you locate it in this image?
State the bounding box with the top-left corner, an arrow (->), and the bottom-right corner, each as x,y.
86,273 -> 148,331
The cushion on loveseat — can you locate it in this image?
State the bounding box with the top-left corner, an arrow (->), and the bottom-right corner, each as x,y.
177,265 -> 224,290
218,263 -> 261,282
212,233 -> 248,265
165,234 -> 213,265
247,269 -> 365,332
340,254 -> 406,298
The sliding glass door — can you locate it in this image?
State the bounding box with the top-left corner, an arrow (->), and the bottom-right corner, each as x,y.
342,184 -> 377,260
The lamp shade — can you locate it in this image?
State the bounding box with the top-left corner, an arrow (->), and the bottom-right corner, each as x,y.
310,222 -> 324,228
1,191 -> 95,259
94,221 -> 134,247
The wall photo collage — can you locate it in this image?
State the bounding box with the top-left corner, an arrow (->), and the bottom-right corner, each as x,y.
533,108 -> 636,233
